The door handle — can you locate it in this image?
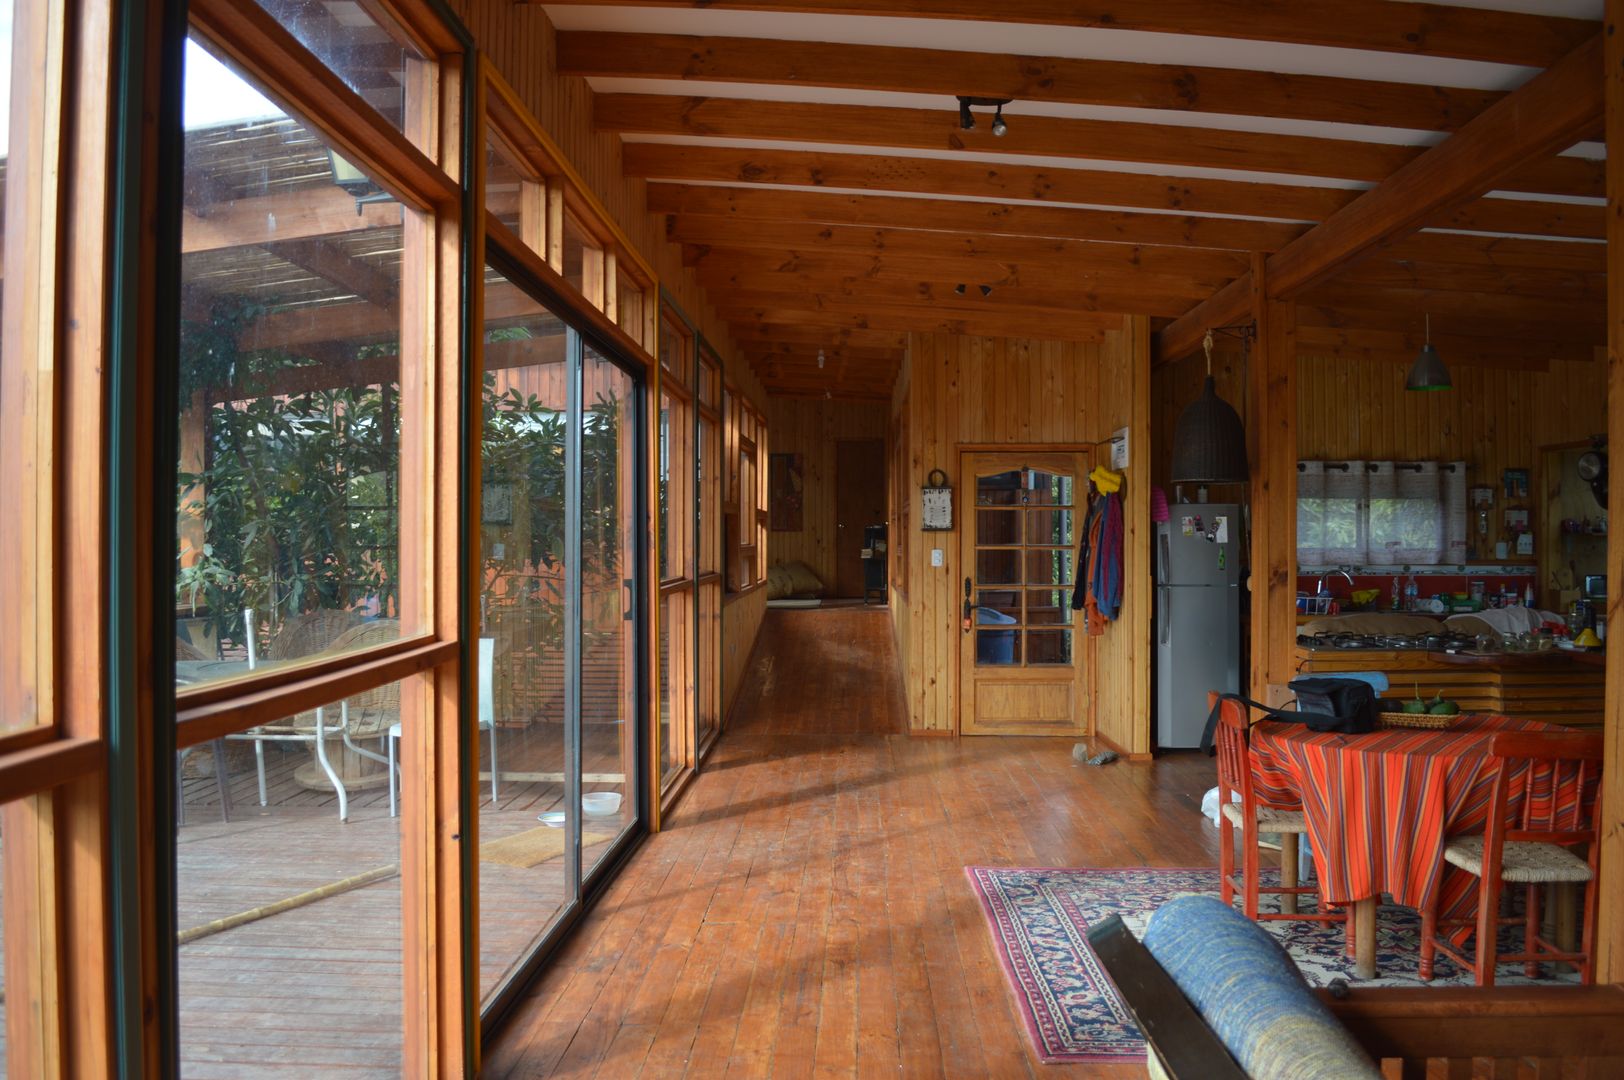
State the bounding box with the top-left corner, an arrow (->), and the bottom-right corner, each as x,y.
622,578 -> 634,621
1158,586 -> 1171,645
962,576 -> 974,631
1159,532 -> 1171,582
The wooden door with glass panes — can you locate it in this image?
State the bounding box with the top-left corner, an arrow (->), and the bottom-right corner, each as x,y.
958,451 -> 1089,735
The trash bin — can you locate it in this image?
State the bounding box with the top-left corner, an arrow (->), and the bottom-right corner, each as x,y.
975,607 -> 1018,664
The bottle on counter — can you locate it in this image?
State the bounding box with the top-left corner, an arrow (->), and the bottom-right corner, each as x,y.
1525,582 -> 1536,608
1404,574 -> 1419,612
1391,576 -> 1402,611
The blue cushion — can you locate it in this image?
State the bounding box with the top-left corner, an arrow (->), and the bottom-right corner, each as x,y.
1141,896 -> 1379,1080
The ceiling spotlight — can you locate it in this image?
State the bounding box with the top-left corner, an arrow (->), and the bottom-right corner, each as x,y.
956,95 -> 1013,135
817,348 -> 825,369
980,284 -> 993,297
954,283 -> 967,295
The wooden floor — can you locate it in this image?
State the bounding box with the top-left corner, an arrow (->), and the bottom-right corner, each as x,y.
483,606 -> 1219,1078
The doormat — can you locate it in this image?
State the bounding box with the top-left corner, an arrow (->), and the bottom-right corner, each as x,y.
480,825 -> 618,869
965,866 -> 1569,1065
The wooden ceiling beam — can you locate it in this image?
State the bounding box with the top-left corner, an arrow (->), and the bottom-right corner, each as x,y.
1297,282 -> 1601,327
1294,326 -> 1605,371
543,1 -> 1595,69
697,265 -> 1207,318
628,145 -> 1593,241
1156,31 -> 1605,362
1296,304 -> 1602,347
600,94 -> 1603,200
730,323 -> 909,350
1334,259 -> 1603,302
670,217 -> 1251,278
261,238 -> 400,314
649,183 -> 1306,252
716,303 -> 1112,342
559,31 -> 1502,132
1382,233 -> 1605,274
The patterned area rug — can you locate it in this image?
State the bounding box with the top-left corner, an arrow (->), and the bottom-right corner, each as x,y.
966,866 -> 1572,1065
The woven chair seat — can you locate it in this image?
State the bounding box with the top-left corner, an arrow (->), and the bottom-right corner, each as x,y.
1221,802 -> 1309,834
1443,836 -> 1593,884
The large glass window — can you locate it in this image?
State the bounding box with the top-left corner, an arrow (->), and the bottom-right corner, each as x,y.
476,267 -> 572,1001
249,0 -> 426,133
175,36 -> 418,690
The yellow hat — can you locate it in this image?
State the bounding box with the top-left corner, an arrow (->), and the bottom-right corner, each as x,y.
1573,628 -> 1603,648
1089,465 -> 1124,494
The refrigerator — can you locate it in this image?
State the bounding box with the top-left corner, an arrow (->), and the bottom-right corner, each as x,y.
1155,504 -> 1243,749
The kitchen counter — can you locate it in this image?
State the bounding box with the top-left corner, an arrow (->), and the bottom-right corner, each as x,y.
1293,645 -> 1605,728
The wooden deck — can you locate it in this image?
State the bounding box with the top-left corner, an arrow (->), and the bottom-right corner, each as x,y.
175,720 -> 633,1078
483,605 -> 1220,1078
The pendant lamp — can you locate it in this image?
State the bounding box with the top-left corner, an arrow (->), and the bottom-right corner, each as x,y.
1171,330 -> 1249,485
1405,314 -> 1452,392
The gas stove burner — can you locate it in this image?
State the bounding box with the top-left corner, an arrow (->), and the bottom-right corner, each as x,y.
1300,630 -> 1479,652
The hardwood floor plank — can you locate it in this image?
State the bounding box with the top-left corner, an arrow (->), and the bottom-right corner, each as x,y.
487,608 -> 1215,1078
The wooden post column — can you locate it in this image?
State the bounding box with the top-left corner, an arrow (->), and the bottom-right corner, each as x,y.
1247,253 -> 1297,703
1599,0 -> 1624,985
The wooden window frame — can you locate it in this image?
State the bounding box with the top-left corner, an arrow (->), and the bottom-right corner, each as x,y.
482,63 -> 657,357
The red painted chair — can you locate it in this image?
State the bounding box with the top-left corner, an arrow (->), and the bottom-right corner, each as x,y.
1213,695 -> 1352,940
1420,730 -> 1603,986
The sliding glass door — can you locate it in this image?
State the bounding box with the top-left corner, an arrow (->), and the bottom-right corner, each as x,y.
476,259 -> 647,1010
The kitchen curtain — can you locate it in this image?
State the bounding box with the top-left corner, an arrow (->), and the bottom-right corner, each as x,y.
1297,460 -> 1467,566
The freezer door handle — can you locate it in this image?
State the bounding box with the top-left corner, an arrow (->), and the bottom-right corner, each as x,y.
1158,585 -> 1170,645
1159,532 -> 1170,583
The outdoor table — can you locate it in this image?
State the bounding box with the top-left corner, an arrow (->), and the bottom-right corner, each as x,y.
1246,714 -> 1589,980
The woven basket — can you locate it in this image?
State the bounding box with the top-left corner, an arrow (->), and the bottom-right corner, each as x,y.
1377,710 -> 1459,731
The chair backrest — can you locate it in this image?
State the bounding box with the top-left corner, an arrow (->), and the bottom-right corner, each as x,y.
1211,694 -> 1255,810
1481,730 -> 1604,875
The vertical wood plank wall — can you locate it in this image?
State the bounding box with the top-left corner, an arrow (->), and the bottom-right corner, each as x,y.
451,0 -> 772,728
764,397 -> 889,588
1599,0 -> 1622,982
888,321 -> 1153,754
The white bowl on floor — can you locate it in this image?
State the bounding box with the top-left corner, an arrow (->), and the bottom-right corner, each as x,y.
538,811 -> 566,828
582,792 -> 622,817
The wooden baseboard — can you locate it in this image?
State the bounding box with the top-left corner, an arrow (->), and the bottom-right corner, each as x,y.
1094,730 -> 1154,762
907,727 -> 956,738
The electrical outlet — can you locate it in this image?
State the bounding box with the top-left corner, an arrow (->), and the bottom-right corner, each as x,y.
930,548 -> 944,568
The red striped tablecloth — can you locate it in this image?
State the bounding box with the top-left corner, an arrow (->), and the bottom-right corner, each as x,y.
1248,715 -> 1595,932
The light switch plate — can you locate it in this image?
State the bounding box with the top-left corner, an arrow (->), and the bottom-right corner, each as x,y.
930,548 -> 944,567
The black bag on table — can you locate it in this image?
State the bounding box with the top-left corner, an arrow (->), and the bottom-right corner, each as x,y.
1198,677 -> 1378,755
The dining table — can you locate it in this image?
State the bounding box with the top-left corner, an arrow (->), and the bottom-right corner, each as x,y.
1246,713 -> 1593,980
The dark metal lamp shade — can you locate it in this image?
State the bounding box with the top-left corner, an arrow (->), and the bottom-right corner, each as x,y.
1171,375 -> 1248,484
1405,342 -> 1452,392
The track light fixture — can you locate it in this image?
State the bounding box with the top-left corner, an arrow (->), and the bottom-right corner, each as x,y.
955,95 -> 1014,135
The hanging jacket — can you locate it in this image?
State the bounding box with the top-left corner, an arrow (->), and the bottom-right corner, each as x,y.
1072,490 -> 1123,634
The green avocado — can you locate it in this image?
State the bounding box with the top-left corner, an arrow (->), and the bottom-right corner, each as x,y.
1428,698 -> 1460,716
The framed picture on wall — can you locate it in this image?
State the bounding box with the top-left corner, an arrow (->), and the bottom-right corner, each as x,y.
769,452 -> 804,531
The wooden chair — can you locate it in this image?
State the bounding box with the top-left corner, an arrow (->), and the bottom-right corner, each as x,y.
1213,695 -> 1351,938
1420,730 -> 1603,987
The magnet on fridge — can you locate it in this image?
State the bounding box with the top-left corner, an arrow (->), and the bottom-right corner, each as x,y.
1214,516 -> 1230,544
1218,548 -> 1227,570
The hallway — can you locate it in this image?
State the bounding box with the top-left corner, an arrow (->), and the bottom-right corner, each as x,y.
483,606 -> 1216,1078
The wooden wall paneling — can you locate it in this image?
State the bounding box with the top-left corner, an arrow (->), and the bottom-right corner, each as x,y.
890,325 -> 1149,745
1599,0 -> 1624,985
763,398 -> 889,590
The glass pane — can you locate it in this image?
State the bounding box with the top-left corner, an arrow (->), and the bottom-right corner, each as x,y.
1026,549 -> 1074,586
975,628 -> 1020,666
616,271 -> 645,344
581,343 -> 638,877
698,583 -> 721,748
660,590 -> 691,787
1027,629 -> 1074,665
1026,471 -> 1075,506
485,135 -> 532,240
976,470 -> 1023,505
976,549 -> 1021,586
562,212 -> 591,296
477,268 -> 571,1003
977,509 -> 1020,546
698,352 -> 719,409
699,417 -> 720,575
176,680 -> 409,1075
1029,508 -> 1074,546
249,0 -> 425,134
175,35 -> 413,691
1027,589 -> 1072,625
976,590 -> 1020,623
660,314 -> 689,382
